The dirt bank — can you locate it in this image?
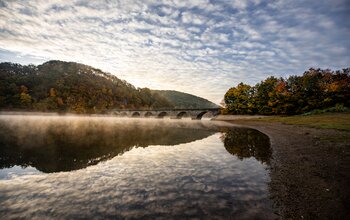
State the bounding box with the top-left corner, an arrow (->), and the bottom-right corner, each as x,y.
215,119 -> 350,219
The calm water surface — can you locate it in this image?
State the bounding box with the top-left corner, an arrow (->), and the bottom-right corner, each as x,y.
0,115 -> 277,219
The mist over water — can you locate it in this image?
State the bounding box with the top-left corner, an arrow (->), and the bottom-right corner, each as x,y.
0,114 -> 276,219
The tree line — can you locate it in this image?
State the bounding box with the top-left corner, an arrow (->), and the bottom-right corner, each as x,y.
224,68 -> 350,115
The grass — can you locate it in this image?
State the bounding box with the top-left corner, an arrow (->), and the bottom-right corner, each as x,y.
255,113 -> 350,131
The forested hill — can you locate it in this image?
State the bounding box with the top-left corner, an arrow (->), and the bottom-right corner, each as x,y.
0,60 -> 177,113
152,90 -> 219,109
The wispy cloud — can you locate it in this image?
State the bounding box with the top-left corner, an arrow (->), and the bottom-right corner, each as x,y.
0,0 -> 349,103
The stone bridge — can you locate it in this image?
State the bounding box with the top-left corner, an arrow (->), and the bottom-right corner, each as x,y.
112,108 -> 221,120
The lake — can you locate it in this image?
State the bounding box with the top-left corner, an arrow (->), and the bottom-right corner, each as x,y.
0,114 -> 277,219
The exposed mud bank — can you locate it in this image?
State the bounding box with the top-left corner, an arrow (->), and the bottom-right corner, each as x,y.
216,119 -> 350,219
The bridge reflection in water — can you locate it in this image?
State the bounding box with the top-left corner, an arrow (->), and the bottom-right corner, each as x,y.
112,108 -> 221,120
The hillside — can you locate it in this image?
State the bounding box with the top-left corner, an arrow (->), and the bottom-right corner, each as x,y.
0,60 -> 219,113
0,60 -> 174,113
153,90 -> 219,109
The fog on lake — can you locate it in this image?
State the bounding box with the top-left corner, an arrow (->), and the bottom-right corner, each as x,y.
0,114 -> 276,219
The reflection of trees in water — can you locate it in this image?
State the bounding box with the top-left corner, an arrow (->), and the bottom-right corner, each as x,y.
0,119 -> 215,173
0,117 -> 272,172
220,128 -> 272,164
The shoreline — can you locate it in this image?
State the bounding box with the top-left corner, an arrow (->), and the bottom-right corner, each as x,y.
212,114 -> 269,121
215,119 -> 350,219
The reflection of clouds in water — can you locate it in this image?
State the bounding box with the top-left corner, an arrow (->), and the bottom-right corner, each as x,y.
0,166 -> 40,180
0,134 -> 276,219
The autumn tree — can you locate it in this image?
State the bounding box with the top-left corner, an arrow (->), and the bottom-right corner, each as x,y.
224,83 -> 255,114
19,85 -> 32,107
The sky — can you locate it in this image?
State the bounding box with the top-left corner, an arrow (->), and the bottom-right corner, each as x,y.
0,0 -> 349,104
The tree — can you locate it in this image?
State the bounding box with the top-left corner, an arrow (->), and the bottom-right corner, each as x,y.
20,93 -> 32,107
224,83 -> 255,114
19,85 -> 32,107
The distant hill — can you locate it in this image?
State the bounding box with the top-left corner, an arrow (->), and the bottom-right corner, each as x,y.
0,60 -> 218,113
153,90 -> 220,109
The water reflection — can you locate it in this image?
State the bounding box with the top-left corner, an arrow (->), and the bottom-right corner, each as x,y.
0,115 -> 276,219
220,128 -> 272,164
0,116 -> 215,172
0,116 -> 272,173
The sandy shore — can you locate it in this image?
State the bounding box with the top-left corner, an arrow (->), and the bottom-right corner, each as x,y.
214,118 -> 350,220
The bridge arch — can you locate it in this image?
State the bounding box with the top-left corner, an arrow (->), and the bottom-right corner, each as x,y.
157,112 -> 167,118
196,111 -> 208,120
176,111 -> 188,119
132,112 -> 141,117
120,112 -> 128,117
144,112 -> 153,117
202,111 -> 214,119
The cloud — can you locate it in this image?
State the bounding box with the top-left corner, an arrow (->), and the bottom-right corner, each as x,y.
0,0 -> 349,103
181,11 -> 208,25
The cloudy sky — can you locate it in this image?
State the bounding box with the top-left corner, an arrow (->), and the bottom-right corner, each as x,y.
0,0 -> 349,103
